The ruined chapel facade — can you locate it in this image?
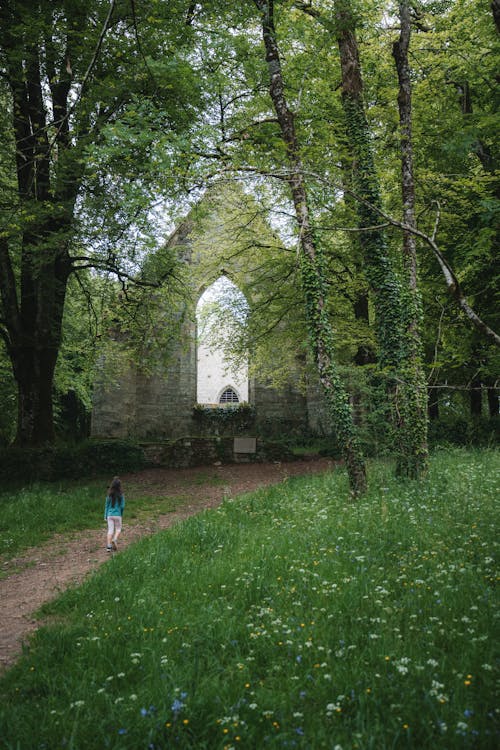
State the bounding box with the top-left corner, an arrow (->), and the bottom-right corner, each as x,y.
91,189 -> 331,445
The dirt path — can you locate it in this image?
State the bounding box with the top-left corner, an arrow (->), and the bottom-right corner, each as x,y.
0,458 -> 333,673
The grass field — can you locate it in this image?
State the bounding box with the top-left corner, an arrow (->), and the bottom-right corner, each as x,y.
0,449 -> 498,749
0,478 -> 185,566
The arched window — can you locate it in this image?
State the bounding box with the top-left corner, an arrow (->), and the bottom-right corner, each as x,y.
219,387 -> 240,404
196,276 -> 249,405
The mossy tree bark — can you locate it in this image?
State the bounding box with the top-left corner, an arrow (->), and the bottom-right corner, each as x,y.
392,0 -> 429,477
253,0 -> 366,495
298,0 -> 428,477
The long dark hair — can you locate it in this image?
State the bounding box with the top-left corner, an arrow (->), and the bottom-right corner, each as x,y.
108,477 -> 122,508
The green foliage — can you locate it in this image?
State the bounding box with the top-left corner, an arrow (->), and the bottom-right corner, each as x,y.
0,482 -> 106,562
192,403 -> 256,436
428,415 -> 500,448
0,440 -> 145,483
0,343 -> 16,446
0,450 -> 497,747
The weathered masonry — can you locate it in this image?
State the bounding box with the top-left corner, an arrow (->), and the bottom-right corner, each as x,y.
91,188 -> 332,450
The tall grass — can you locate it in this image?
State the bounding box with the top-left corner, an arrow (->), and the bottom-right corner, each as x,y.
0,480 -> 182,562
0,482 -> 106,559
0,449 -> 498,749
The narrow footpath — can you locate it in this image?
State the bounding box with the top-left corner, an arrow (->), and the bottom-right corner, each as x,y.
0,458 -> 333,673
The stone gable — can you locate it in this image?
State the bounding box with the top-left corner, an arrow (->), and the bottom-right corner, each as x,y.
91,186 -> 332,443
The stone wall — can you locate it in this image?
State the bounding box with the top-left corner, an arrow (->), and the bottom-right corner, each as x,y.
91,188 -> 332,444
91,361 -> 137,439
92,323 -> 198,441
91,356 -> 313,442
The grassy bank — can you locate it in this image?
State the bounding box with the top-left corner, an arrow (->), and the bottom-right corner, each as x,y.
0,449 -> 498,748
0,478 -> 185,564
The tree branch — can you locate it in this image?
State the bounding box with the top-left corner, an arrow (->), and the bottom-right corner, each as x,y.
342,189 -> 500,347
69,259 -> 160,288
48,0 -> 117,154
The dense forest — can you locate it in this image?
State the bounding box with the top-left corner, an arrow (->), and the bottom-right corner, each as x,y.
0,0 -> 498,490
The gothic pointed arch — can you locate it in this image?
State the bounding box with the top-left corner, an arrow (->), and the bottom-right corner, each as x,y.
196,276 -> 249,405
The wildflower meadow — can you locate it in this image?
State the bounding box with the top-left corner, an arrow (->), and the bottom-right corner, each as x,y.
0,449 -> 498,749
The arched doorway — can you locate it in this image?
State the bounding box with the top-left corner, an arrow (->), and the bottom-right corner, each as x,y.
196,276 -> 249,405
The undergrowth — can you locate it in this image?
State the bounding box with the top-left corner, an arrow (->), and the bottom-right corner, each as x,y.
0,449 -> 498,749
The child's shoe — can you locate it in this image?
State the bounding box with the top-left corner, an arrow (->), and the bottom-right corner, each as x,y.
106,545 -> 113,552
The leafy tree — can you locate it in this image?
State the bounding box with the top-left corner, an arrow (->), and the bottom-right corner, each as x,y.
398,0 -> 500,415
249,0 -> 367,494
0,0 -> 199,446
287,0 -> 429,476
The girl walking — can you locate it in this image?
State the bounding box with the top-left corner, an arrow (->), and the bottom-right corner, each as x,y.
104,477 -> 125,552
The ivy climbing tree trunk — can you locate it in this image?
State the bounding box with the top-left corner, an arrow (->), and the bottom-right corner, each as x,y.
392,0 -> 429,477
334,3 -> 405,374
297,0 -> 428,477
252,0 -> 366,495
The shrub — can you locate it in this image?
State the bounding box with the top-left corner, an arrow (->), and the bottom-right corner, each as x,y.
0,440 -> 146,482
257,439 -> 296,461
192,403 -> 256,436
289,436 -> 342,459
0,446 -> 57,483
428,415 -> 500,448
75,440 -> 146,476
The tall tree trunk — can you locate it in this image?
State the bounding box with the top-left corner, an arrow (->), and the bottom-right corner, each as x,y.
333,2 -> 427,475
392,0 -> 429,477
470,377 -> 483,418
486,381 -> 499,417
336,24 -> 404,372
0,1 -> 80,447
253,0 -> 366,495
353,293 -> 375,366
13,349 -> 58,446
428,389 -> 439,420
4,227 -> 71,446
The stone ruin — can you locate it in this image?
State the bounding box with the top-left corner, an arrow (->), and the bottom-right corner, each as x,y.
91,187 -> 332,465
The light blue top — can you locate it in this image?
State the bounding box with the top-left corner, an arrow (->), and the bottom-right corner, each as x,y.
104,494 -> 125,519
